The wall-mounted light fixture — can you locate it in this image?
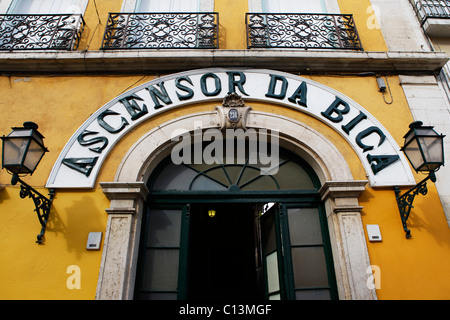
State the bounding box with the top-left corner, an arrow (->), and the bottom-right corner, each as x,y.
208,210 -> 216,218
1,122 -> 55,244
395,121 -> 445,238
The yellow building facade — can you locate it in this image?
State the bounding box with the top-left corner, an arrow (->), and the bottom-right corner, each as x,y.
0,0 -> 449,300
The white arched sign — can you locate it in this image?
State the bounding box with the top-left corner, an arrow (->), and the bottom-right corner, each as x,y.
46,68 -> 415,188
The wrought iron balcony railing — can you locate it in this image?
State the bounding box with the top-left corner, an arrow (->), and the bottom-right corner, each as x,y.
410,0 -> 450,26
246,13 -> 363,50
0,14 -> 85,51
101,12 -> 219,50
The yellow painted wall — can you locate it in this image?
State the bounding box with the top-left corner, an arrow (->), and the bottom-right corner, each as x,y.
215,0 -> 248,49
3,72 -> 448,300
338,0 -> 388,52
0,0 -> 450,300
0,75 -> 147,299
77,0 -> 124,51
0,188 -> 109,299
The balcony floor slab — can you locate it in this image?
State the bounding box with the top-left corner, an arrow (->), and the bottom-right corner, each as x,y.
0,49 -> 447,75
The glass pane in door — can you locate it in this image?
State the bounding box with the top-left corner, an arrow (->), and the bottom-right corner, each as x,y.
142,249 -> 180,291
287,208 -> 322,244
290,247 -> 329,288
261,203 -> 282,300
295,289 -> 330,300
266,251 -> 280,299
286,206 -> 333,300
146,209 -> 182,247
136,207 -> 188,300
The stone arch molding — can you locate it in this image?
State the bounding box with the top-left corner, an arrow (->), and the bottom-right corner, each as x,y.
46,68 -> 415,189
116,111 -> 350,184
97,111 -> 377,300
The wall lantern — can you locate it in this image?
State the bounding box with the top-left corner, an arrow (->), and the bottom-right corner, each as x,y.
395,121 -> 445,238
1,122 -> 55,244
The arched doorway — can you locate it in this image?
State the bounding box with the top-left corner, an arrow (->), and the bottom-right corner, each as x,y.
97,111 -> 375,300
134,139 -> 339,300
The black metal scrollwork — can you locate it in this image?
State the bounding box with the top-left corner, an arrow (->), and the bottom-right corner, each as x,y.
410,0 -> 450,26
246,13 -> 363,50
12,174 -> 55,244
0,14 -> 85,51
101,12 -> 219,50
395,172 -> 436,238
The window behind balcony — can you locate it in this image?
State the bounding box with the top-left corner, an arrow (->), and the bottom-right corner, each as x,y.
259,0 -> 340,13
101,0 -> 218,49
263,0 -> 327,13
247,0 -> 362,50
135,0 -> 200,12
7,0 -> 87,14
0,0 -> 86,50
410,0 -> 450,37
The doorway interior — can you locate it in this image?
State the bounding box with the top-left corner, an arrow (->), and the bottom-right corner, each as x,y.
188,202 -> 263,300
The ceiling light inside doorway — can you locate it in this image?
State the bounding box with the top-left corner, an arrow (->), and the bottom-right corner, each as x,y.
208,210 -> 216,218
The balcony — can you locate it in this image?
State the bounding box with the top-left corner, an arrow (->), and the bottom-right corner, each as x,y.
101,12 -> 219,50
246,13 -> 363,50
410,0 -> 450,36
0,14 -> 85,51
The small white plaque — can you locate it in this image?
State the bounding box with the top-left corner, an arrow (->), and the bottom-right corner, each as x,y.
366,225 -> 382,242
86,232 -> 102,250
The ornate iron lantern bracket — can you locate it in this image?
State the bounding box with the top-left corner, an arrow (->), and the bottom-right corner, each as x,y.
11,173 -> 55,244
2,122 -> 55,244
394,121 -> 445,238
394,171 -> 436,238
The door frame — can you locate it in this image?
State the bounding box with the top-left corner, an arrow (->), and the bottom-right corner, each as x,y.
138,141 -> 334,300
135,193 -> 339,300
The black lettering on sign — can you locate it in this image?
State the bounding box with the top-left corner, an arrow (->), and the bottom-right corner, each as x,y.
288,81 -> 307,107
200,72 -> 222,97
97,110 -> 129,133
356,126 -> 387,152
146,82 -> 173,109
266,74 -> 288,99
119,94 -> 148,120
62,157 -> 99,177
321,97 -> 350,123
175,76 -> 195,101
227,71 -> 249,96
77,130 -> 108,153
366,154 -> 400,175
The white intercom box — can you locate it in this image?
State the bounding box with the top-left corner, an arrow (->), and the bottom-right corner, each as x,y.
86,232 -> 102,250
366,225 -> 382,242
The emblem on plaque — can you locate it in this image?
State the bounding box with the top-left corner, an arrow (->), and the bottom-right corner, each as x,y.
228,108 -> 240,122
216,93 -> 252,129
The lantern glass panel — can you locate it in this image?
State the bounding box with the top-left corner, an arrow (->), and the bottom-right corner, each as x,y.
404,130 -> 415,146
30,130 -> 45,146
404,126 -> 436,146
417,136 -> 444,171
8,129 -> 33,138
23,139 -> 46,174
415,127 -> 437,137
2,136 -> 31,173
403,138 -> 424,172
